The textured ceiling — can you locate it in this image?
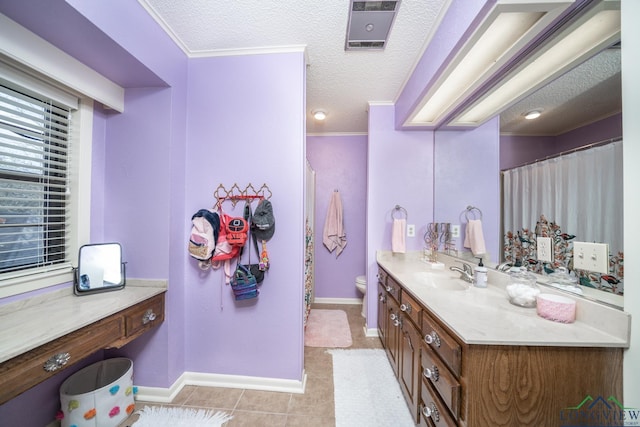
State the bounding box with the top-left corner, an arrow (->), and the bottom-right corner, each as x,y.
501,47 -> 621,136
139,0 -> 449,134
139,0 -> 620,136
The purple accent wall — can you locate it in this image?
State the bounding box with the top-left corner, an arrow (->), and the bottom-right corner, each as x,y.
367,104 -> 434,329
500,113 -> 623,170
307,135 -> 368,299
434,117 -> 501,263
182,53 -> 305,380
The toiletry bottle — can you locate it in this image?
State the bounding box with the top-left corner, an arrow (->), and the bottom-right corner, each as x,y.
474,258 -> 488,288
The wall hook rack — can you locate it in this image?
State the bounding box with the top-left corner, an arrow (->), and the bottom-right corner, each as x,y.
214,183 -> 272,207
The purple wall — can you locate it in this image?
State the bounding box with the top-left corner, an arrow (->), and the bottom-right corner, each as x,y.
307,135 -> 368,299
182,53 -> 306,380
367,104 -> 434,329
501,113 -> 623,170
434,117 -> 501,263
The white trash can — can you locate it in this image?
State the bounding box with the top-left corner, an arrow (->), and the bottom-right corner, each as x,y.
59,358 -> 135,427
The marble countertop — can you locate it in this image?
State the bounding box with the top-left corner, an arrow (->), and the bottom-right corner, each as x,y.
0,280 -> 167,364
377,251 -> 630,347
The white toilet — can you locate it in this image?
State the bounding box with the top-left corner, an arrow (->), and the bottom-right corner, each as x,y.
355,275 -> 367,317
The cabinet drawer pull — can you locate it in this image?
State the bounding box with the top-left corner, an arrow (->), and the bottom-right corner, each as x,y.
423,366 -> 439,382
424,331 -> 441,347
400,303 -> 412,313
390,313 -> 397,321
421,402 -> 440,422
379,294 -> 386,303
394,317 -> 402,328
385,285 -> 393,293
43,352 -> 71,372
142,309 -> 157,325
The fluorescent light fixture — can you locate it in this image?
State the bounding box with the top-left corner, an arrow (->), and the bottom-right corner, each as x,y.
312,110 -> 327,121
405,1 -> 570,127
449,1 -> 620,127
524,109 -> 542,120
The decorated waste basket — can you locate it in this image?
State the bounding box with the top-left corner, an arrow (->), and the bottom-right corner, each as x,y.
59,358 -> 136,427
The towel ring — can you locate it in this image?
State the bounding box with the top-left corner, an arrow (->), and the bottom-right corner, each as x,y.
392,205 -> 408,220
464,205 -> 482,221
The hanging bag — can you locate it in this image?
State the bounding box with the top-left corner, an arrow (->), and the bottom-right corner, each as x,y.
230,263 -> 259,300
240,201 -> 265,284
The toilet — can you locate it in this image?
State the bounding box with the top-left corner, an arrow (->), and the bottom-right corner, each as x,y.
355,275 -> 367,317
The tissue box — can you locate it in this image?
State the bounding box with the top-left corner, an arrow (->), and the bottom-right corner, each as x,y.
59,358 -> 136,427
536,293 -> 576,323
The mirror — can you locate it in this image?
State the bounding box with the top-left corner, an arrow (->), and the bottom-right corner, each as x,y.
433,17 -> 622,307
74,243 -> 126,295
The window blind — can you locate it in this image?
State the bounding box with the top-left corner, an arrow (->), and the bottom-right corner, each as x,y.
0,80 -> 72,276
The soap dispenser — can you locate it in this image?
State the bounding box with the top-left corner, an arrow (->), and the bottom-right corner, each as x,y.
474,257 -> 488,288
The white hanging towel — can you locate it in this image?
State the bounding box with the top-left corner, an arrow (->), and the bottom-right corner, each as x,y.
323,190 -> 347,256
464,219 -> 486,256
392,218 -> 406,253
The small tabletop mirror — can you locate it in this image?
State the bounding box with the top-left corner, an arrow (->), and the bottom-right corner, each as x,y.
74,242 -> 126,295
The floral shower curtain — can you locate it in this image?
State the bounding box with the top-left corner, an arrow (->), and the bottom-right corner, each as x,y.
502,140 -> 623,258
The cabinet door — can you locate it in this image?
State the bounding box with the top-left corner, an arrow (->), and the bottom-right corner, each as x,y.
399,314 -> 421,422
377,282 -> 387,345
385,295 -> 400,376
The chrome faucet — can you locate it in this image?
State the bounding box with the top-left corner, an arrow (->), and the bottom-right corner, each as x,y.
450,262 -> 474,283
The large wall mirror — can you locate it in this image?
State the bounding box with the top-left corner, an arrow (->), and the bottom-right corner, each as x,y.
74,243 -> 126,295
433,3 -> 622,308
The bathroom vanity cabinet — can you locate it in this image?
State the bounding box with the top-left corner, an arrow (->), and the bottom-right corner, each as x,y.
377,262 -> 625,427
0,284 -> 166,405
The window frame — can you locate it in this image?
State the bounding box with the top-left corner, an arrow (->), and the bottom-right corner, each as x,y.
0,66 -> 92,299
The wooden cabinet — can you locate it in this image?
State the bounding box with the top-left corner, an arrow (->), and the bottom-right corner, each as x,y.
0,292 -> 165,405
377,265 -> 623,427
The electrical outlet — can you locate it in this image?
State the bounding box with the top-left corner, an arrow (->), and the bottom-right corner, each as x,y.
407,224 -> 415,237
573,241 -> 609,274
537,236 -> 553,262
451,225 -> 460,238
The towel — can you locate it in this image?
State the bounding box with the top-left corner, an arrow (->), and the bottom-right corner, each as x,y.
323,191 -> 347,256
391,218 -> 406,253
464,219 -> 486,256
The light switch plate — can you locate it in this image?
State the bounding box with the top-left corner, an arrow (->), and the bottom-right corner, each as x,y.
451,225 -> 460,238
407,224 -> 415,237
537,236 -> 553,262
573,241 -> 609,274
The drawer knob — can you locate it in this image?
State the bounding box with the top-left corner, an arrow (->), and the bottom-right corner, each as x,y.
421,402 -> 440,422
424,331 -> 441,347
379,294 -> 386,303
385,285 -> 392,293
142,309 -> 157,325
400,303 -> 412,313
390,313 -> 397,321
43,352 -> 71,372
423,366 -> 440,382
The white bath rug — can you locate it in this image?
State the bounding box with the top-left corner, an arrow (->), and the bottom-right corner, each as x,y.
132,405 -> 232,426
329,348 -> 414,427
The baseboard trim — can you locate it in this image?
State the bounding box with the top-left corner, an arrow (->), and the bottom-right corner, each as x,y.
364,327 -> 379,338
313,297 -> 362,305
135,370 -> 307,403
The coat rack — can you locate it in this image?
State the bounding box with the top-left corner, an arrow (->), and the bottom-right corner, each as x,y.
214,183 -> 272,207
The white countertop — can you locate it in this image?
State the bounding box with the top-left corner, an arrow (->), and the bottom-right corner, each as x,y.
377,251 -> 630,348
0,280 -> 167,364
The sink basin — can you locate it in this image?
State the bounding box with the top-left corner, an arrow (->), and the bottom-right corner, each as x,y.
412,271 -> 468,291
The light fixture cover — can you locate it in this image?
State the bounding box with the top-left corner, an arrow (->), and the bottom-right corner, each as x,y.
524,110 -> 542,120
313,110 -> 327,121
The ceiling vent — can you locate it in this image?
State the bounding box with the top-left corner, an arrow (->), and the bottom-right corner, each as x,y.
345,1 -> 400,50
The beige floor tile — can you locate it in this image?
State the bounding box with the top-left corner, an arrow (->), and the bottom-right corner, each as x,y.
235,389 -> 292,413
286,414 -> 336,427
226,410 -> 288,427
181,386 -> 244,409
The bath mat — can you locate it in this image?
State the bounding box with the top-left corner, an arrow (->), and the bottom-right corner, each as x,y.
132,406 -> 232,426
304,309 -> 352,348
329,349 -> 414,427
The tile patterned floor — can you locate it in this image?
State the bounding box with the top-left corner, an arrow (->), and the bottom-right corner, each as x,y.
120,303 -> 382,427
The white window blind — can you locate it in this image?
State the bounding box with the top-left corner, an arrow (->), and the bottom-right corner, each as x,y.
0,79 -> 72,276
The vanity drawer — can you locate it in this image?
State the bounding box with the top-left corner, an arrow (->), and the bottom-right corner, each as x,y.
384,276 -> 402,303
124,293 -> 165,339
0,315 -> 123,405
421,310 -> 461,377
377,268 -> 388,288
400,289 -> 421,327
422,341 -> 460,419
419,375 -> 457,427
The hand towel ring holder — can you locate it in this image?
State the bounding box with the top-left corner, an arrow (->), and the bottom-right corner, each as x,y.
465,205 -> 482,221
392,205 -> 408,220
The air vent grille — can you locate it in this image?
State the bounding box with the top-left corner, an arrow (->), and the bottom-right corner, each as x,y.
346,1 -> 400,50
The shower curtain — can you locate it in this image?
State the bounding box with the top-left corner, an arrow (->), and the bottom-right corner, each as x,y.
304,161 -> 316,327
502,140 -> 623,254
